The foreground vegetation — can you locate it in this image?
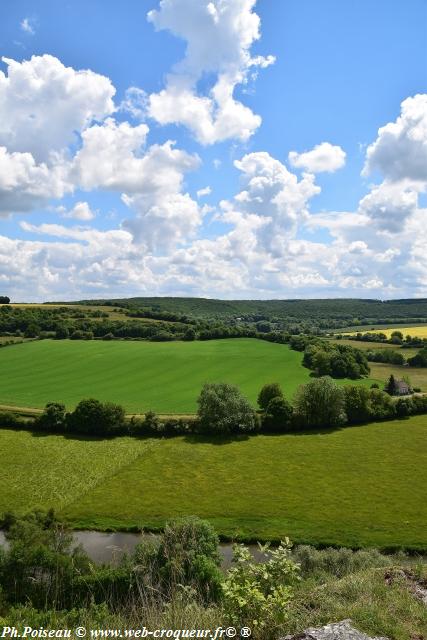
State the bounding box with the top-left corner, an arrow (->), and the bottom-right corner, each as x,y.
0,512 -> 426,639
1,416 -> 426,549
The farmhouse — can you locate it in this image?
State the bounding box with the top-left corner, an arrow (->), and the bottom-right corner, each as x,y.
395,379 -> 411,396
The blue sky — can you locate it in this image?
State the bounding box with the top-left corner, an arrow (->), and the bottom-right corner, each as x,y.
0,0 -> 426,300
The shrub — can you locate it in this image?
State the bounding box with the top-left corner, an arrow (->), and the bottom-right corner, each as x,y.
408,346 -> 427,367
222,539 -> 299,633
0,412 -> 27,429
368,389 -> 396,421
157,517 -> 222,601
293,545 -> 389,579
70,330 -> 93,340
0,511 -> 89,609
36,402 -> 67,432
197,383 -> 258,435
257,383 -> 284,411
395,397 -> 413,418
143,410 -> 165,435
67,398 -> 126,436
262,396 -> 293,432
183,327 -> 196,341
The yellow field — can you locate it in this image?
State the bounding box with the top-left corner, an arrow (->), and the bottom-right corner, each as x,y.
348,326 -> 427,339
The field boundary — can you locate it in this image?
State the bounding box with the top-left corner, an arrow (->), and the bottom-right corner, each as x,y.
0,403 -> 197,420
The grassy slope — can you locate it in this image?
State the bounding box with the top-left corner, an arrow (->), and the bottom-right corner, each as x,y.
0,417 -> 419,548
0,338 -> 376,414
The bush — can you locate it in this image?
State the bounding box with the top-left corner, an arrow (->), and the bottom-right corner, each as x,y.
395,397 -> 413,418
257,383 -> 284,411
408,346 -> 427,367
36,402 -> 67,432
157,517 -> 222,601
67,398 -> 126,436
222,540 -> 299,633
368,389 -> 396,421
143,410 -> 165,435
262,396 -> 293,432
0,412 -> 28,429
293,545 -> 389,579
70,330 -> 93,340
0,511 -> 89,609
293,377 -> 347,429
197,383 -> 258,435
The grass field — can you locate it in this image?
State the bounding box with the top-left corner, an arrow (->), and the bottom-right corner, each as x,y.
369,362 -> 427,391
0,338 -> 377,414
1,418 -> 426,549
328,338 -> 412,352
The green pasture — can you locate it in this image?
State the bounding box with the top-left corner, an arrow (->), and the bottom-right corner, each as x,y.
1,417 -> 426,549
0,338 -> 376,414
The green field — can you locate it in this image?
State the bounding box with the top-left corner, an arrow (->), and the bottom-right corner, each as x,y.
369,362 -> 427,391
0,338 -> 376,414
1,418 -> 426,549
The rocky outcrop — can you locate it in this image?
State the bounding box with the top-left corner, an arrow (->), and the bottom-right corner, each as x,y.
281,619 -> 389,640
384,568 -> 427,606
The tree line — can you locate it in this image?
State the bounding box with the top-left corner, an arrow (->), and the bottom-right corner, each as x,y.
1,376 -> 426,439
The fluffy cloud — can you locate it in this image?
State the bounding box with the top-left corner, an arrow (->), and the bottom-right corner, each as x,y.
288,142 -> 346,173
72,118 -> 150,191
1,46 -> 426,301
226,152 -> 320,254
0,146 -> 71,215
61,202 -> 95,221
123,191 -> 202,252
358,181 -> 419,233
71,117 -> 202,251
0,55 -> 115,162
363,94 -> 427,184
147,0 -> 274,144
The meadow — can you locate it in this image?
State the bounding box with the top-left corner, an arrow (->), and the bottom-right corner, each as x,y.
1,418 -> 426,549
369,361 -> 427,391
0,338 -> 377,414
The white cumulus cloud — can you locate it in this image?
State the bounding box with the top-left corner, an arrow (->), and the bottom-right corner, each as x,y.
147,0 -> 274,144
61,202 -> 95,221
288,142 -> 346,173
0,55 -> 116,162
363,94 -> 427,185
0,146 -> 71,215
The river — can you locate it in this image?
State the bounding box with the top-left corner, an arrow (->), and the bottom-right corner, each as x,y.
0,529 -> 264,567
